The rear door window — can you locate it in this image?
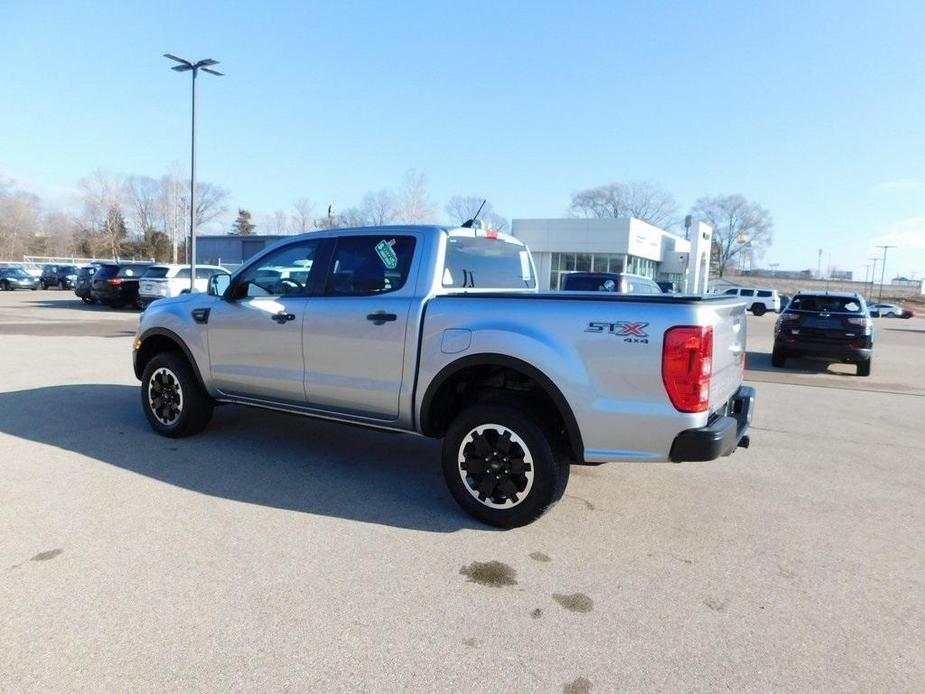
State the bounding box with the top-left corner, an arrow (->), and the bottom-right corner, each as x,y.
740,289 -> 755,297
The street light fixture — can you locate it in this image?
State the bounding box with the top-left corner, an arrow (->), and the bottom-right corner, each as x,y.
163,53 -> 223,292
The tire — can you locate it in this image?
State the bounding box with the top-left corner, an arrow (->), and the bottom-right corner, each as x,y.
81,296 -> 94,305
751,303 -> 766,316
58,280 -> 66,290
885,311 -> 896,318
857,357 -> 871,377
442,404 -> 569,528
141,352 -> 213,437
1,280 -> 9,291
771,348 -> 787,368
40,280 -> 47,290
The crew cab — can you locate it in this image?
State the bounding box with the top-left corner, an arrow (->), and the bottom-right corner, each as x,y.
133,225 -> 755,527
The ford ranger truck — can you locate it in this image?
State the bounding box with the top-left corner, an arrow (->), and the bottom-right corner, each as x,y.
133,225 -> 754,528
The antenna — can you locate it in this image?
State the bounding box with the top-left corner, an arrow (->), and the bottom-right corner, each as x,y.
461,199 -> 487,228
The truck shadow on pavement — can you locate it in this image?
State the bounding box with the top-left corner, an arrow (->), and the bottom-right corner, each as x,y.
0,384 -> 485,533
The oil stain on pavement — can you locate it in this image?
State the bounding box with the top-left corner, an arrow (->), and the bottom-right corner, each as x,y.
459,560 -> 517,587
553,592 -> 594,613
529,551 -> 552,562
31,549 -> 63,562
563,676 -> 593,693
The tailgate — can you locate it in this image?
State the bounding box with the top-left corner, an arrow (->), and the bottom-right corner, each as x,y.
139,278 -> 168,296
709,300 -> 747,411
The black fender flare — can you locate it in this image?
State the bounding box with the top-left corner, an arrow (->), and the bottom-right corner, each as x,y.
134,327 -> 208,391
419,353 -> 584,462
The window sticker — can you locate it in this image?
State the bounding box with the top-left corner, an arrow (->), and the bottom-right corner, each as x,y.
375,239 -> 398,269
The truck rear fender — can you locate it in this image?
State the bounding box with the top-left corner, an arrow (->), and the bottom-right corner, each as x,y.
419,353 -> 585,462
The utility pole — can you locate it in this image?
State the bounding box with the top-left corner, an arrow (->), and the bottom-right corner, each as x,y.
876,245 -> 896,303
868,257 -> 879,300
164,53 -> 223,291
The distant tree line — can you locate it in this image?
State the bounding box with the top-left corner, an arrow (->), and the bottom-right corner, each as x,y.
1,166 -> 772,277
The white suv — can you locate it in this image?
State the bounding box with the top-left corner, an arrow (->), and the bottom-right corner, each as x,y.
721,287 -> 781,315
138,264 -> 228,308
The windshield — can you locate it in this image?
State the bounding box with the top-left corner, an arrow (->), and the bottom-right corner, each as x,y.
442,234 -> 535,289
788,295 -> 863,313
4,268 -> 30,278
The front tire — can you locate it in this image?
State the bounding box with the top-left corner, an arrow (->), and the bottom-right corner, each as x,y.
141,352 -> 213,437
442,404 -> 569,528
857,357 -> 872,377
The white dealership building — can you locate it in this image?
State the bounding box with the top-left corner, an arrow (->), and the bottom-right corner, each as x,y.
511,217 -> 713,292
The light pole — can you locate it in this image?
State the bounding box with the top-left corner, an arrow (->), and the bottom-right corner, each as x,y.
868,257 -> 878,300
164,53 -> 223,291
876,245 -> 896,303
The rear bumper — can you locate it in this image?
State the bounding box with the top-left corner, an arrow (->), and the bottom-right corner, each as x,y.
669,386 -> 755,462
776,338 -> 871,362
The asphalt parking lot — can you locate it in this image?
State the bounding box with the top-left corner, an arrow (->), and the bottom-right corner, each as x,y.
1,290 -> 923,692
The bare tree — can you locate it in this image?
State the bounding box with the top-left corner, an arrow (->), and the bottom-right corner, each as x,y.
568,181 -> 679,229
182,181 -> 229,228
125,175 -> 161,234
445,195 -> 509,231
690,194 -> 773,277
397,169 -> 435,223
0,184 -> 42,259
270,210 -> 288,235
359,189 -> 398,225
291,197 -> 315,233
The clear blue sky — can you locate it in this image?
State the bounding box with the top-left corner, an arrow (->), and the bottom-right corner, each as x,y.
2,1 -> 923,278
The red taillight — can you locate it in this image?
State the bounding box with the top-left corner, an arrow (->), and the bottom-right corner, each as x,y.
108,278 -> 123,286
485,230 -> 499,239
662,326 -> 713,413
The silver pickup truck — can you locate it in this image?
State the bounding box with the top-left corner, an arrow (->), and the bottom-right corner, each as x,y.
133,225 -> 754,527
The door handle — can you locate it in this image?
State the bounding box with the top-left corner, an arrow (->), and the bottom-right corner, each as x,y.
366,311 -> 397,325
271,311 -> 296,324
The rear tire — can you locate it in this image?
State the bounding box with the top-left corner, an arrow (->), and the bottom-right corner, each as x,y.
751,304 -> 766,316
857,358 -> 871,377
141,352 -> 213,437
81,296 -> 94,304
442,404 -> 569,528
771,348 -> 786,368
1,280 -> 9,291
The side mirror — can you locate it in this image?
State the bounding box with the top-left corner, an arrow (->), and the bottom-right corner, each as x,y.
208,272 -> 231,298
869,310 -> 880,318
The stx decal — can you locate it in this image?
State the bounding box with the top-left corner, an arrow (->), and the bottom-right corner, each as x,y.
585,321 -> 650,338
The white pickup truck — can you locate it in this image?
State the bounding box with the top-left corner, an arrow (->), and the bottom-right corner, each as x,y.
133,225 -> 754,527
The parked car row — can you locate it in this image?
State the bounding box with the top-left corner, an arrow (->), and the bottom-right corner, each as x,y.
70,262 -> 229,309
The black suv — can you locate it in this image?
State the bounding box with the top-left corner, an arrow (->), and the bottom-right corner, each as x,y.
772,291 -> 874,376
90,262 -> 152,308
74,265 -> 101,304
560,272 -> 663,293
40,264 -> 79,289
